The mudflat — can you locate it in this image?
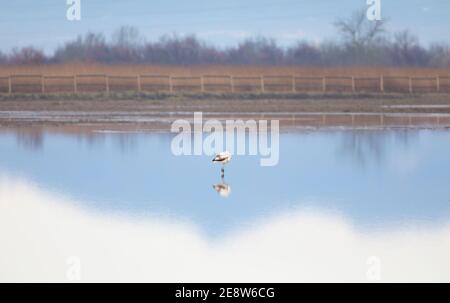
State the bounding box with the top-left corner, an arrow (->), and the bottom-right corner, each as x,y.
1,94 -> 450,129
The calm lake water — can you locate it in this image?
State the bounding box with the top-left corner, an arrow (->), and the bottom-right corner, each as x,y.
1,128 -> 450,282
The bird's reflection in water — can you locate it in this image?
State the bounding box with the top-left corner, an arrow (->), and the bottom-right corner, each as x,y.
212,177 -> 232,198
212,164 -> 232,198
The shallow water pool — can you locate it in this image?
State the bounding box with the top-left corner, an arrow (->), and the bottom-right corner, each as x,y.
1,128 -> 449,282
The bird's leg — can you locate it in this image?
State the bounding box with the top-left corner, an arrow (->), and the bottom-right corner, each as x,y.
221,166 -> 225,179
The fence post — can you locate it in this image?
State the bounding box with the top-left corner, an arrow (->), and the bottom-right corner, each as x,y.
260,76 -> 265,93
380,75 -> 384,93
322,77 -> 326,92
292,75 -> 296,93
137,75 -> 141,92
105,75 -> 110,94
436,76 -> 440,93
200,76 -> 205,92
409,77 -> 413,94
73,75 -> 77,93
230,76 -> 234,93
169,76 -> 173,93
8,76 -> 12,94
351,76 -> 355,93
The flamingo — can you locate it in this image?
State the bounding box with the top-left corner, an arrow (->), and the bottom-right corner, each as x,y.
212,151 -> 232,178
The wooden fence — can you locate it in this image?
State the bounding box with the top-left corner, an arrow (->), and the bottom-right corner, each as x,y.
0,74 -> 449,95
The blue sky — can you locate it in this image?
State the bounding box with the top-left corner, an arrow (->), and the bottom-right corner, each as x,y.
0,0 -> 449,54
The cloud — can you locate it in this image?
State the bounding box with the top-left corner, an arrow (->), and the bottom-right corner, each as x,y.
1,176 -> 450,282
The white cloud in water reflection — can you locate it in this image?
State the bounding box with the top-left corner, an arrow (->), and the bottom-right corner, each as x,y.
1,176 -> 450,283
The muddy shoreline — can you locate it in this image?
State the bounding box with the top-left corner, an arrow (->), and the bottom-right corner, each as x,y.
1,95 -> 450,130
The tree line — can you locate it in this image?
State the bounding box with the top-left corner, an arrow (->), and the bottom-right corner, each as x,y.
1,10 -> 449,67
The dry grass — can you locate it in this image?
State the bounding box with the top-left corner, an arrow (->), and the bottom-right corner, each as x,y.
1,63 -> 450,77
1,64 -> 450,94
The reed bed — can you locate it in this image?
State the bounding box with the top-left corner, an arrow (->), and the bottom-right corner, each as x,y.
1,64 -> 450,94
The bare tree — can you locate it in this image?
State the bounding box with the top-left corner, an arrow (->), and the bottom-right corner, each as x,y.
393,30 -> 419,50
4,22 -> 448,67
53,32 -> 110,63
0,51 -> 6,63
286,41 -> 322,65
9,47 -> 46,64
391,30 -> 429,66
227,37 -> 284,65
429,43 -> 450,67
334,9 -> 385,49
143,34 -> 224,64
110,26 -> 142,63
112,26 -> 141,48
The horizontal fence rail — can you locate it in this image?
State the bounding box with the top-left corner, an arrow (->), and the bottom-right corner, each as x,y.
0,74 -> 449,95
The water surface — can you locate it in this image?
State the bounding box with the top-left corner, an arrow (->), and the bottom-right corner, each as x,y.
1,128 -> 449,282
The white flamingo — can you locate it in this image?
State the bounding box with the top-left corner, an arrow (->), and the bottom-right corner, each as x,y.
212,151 -> 232,177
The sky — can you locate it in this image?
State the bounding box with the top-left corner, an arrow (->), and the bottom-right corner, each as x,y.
0,0 -> 449,54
